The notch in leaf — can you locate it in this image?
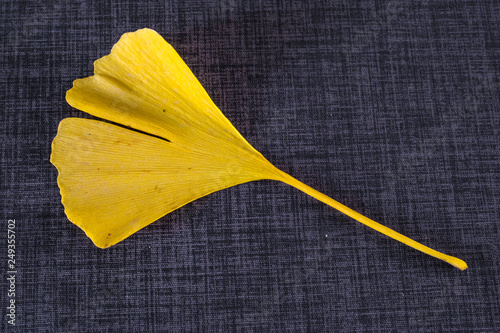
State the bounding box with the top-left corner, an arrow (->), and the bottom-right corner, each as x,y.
51,29 -> 467,270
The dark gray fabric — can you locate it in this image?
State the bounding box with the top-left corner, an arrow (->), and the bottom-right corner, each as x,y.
1,0 -> 499,331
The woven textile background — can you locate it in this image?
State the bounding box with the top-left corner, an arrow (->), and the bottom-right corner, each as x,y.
1,0 -> 499,332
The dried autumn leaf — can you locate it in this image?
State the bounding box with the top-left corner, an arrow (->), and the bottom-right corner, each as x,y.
51,28 -> 467,270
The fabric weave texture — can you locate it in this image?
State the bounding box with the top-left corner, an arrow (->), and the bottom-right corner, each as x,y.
1,0 -> 499,332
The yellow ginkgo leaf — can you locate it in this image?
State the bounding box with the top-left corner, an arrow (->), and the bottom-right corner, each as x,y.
51,28 -> 467,270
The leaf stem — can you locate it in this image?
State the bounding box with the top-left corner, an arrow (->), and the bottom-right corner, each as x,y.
274,170 -> 467,270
